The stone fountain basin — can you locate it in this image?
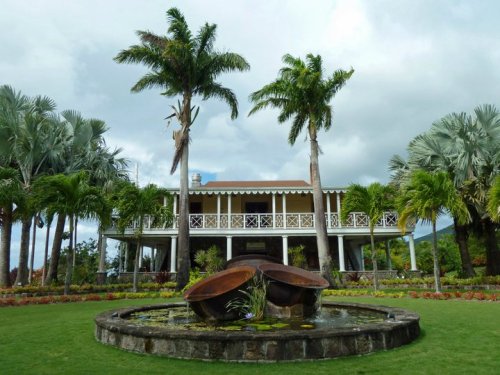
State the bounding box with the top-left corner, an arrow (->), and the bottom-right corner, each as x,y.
183,265 -> 256,321
258,263 -> 329,308
95,301 -> 420,362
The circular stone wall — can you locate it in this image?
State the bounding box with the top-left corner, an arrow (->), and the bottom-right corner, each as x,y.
95,302 -> 420,362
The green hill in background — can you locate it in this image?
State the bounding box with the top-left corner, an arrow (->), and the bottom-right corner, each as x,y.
414,225 -> 454,245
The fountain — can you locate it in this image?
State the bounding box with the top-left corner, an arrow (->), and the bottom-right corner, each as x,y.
95,255 -> 420,361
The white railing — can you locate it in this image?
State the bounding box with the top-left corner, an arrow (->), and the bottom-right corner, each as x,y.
113,211 -> 401,231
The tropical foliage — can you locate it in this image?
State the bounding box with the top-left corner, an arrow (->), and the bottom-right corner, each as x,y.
113,182 -> 171,292
397,170 -> 470,292
249,53 -> 353,284
0,84 -> 128,288
341,183 -> 395,290
390,104 -> 500,275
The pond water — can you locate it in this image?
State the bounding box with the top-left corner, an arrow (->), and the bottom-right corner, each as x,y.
126,305 -> 387,332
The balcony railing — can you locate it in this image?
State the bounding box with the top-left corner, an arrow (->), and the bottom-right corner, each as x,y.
114,211 -> 401,231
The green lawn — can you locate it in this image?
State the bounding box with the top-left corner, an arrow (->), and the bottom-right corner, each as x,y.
0,297 -> 498,375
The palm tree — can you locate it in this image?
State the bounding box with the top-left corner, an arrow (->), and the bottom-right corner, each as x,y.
418,105 -> 499,275
0,167 -> 24,287
487,175 -> 500,222
397,170 -> 470,292
44,111 -> 124,284
249,53 -> 354,284
33,172 -> 110,294
114,182 -> 171,292
341,183 -> 395,291
0,85 -> 57,285
114,8 -> 249,290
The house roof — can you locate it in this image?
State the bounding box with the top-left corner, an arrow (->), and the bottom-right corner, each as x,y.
164,179 -> 346,195
202,180 -> 311,188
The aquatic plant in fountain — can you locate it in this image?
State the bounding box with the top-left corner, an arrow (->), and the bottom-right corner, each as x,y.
226,275 -> 268,320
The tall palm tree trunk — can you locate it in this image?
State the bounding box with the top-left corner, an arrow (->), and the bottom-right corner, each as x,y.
484,218 -> 500,276
132,239 -> 142,293
41,222 -> 50,286
431,220 -> 442,292
28,216 -> 37,283
0,205 -> 13,287
97,229 -> 107,285
453,220 -> 475,277
176,143 -> 190,290
15,217 -> 32,285
370,232 -> 379,291
310,137 -> 333,285
64,215 -> 74,295
45,214 -> 65,284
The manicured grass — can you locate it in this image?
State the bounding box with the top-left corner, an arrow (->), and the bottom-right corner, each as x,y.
0,297 -> 498,374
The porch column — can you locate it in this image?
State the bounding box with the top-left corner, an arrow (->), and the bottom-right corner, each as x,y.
138,245 -> 143,268
227,194 -> 232,229
408,234 -> 417,271
217,194 -> 221,229
172,193 -> 177,229
282,193 -> 287,229
385,240 -> 392,271
124,243 -> 128,271
151,246 -> 155,271
282,235 -> 289,265
272,193 -> 276,228
336,192 -> 342,228
226,236 -> 232,261
170,236 -> 177,273
118,242 -> 123,272
326,192 -> 331,229
337,235 -> 346,272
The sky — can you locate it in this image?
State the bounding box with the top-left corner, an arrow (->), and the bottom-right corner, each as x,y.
2,0 -> 500,270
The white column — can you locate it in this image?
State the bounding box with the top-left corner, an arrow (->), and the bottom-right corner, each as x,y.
282,236 -> 289,265
336,192 -> 342,228
408,234 -> 417,271
227,194 -> 232,229
138,245 -> 143,268
272,193 -> 276,228
217,194 -> 221,229
326,192 -> 331,229
226,236 -> 232,261
337,235 -> 346,272
124,243 -> 129,271
170,236 -> 177,273
172,194 -> 177,229
282,193 -> 287,229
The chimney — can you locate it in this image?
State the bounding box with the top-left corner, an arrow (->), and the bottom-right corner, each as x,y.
191,173 -> 202,188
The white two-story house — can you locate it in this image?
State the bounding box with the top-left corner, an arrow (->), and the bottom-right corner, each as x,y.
102,174 -> 418,278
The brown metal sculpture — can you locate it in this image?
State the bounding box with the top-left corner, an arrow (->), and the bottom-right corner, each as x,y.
183,266 -> 256,321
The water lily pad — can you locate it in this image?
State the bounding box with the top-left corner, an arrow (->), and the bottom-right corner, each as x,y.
219,325 -> 241,331
253,324 -> 273,331
300,324 -> 314,329
271,323 -> 289,329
